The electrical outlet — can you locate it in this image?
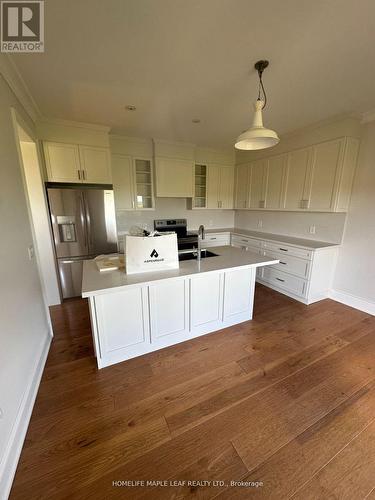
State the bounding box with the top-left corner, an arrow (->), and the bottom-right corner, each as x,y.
0,408 -> 3,419
257,220 -> 263,228
28,245 -> 34,260
209,220 -> 213,227
309,225 -> 316,235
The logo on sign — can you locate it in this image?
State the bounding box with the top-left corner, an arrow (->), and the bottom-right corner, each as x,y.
150,249 -> 159,258
1,1 -> 44,52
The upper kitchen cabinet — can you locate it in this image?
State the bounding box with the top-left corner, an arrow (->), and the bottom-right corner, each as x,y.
234,163 -> 250,209
44,141 -> 112,184
79,146 -> 112,184
264,154 -> 287,209
111,154 -> 155,210
155,157 -> 194,197
248,160 -> 267,209
206,165 -> 234,209
283,146 -> 312,210
154,139 -> 195,197
192,164 -> 207,208
43,142 -> 81,183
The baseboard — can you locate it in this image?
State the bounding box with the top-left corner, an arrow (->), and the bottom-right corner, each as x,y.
329,289 -> 375,316
0,334 -> 51,500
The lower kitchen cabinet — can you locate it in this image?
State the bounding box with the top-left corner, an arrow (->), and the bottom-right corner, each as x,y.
149,278 -> 189,347
93,287 -> 150,366
89,265 -> 258,368
190,272 -> 223,334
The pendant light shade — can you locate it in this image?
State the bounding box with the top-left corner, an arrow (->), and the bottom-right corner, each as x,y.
235,60 -> 279,151
235,100 -> 279,150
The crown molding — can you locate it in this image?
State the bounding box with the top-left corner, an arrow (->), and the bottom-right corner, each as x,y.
37,117 -> 111,132
0,54 -> 41,122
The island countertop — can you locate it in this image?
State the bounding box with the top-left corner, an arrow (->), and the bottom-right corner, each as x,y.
82,245 -> 278,297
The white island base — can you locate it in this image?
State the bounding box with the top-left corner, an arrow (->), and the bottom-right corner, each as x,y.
82,246 -> 278,368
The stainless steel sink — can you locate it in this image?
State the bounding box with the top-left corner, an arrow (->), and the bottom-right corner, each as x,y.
178,249 -> 218,261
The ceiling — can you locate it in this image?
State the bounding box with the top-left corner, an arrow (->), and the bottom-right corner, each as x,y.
10,0 -> 375,148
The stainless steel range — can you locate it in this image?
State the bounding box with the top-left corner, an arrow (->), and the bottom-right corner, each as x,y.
154,219 -> 198,251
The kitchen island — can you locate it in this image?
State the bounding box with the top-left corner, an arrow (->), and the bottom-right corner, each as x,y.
82,246 -> 278,368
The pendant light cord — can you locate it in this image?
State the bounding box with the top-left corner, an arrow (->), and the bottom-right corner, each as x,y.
257,73 -> 267,109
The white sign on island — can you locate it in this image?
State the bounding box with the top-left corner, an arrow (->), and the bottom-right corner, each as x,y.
82,246 -> 279,368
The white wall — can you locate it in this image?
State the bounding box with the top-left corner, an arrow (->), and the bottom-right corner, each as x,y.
332,121 -> 375,309
0,75 -> 51,497
19,140 -> 61,305
234,210 -> 346,243
116,197 -> 235,242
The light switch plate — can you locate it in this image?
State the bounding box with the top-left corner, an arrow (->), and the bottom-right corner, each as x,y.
28,245 -> 35,260
257,220 -> 263,228
309,225 -> 316,234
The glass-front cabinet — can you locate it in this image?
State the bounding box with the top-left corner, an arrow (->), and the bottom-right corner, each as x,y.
193,164 -> 207,208
134,158 -> 154,209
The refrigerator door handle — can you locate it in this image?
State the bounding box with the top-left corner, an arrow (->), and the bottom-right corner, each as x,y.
80,193 -> 89,250
83,192 -> 92,251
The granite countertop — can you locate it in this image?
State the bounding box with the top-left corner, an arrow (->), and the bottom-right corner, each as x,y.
82,245 -> 278,297
193,227 -> 340,250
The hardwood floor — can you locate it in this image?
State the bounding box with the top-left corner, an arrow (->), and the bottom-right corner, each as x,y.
10,284 -> 375,499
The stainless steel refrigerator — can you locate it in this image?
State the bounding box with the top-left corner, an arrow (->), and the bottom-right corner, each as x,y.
47,186 -> 118,299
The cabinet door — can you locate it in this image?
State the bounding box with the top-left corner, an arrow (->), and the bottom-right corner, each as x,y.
223,268 -> 254,321
95,287 -> 150,362
155,158 -> 194,197
44,142 -> 81,183
218,166 -> 234,209
190,273 -> 223,332
193,164 -> 207,208
307,139 -> 343,211
80,146 -> 112,184
249,160 -> 267,209
264,155 -> 286,209
235,164 -> 250,208
206,165 -> 220,208
134,158 -> 155,209
284,147 -> 312,210
111,155 -> 134,210
149,279 -> 189,346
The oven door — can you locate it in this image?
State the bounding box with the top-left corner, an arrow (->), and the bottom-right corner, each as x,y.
178,236 -> 198,251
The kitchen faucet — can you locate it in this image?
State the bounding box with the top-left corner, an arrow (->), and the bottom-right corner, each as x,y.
196,225 -> 205,261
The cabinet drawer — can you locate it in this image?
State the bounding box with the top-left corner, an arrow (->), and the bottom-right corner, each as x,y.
263,241 -> 312,260
231,235 -> 263,249
262,267 -> 307,297
203,233 -> 230,247
264,250 -> 310,279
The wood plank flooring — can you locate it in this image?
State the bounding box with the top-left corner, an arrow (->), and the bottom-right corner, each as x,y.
10,284 -> 375,499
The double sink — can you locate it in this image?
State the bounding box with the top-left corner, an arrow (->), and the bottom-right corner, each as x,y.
178,249 -> 218,261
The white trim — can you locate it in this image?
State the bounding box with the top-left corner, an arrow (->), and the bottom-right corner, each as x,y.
37,117 -> 110,132
0,335 -> 51,500
0,54 -> 40,122
329,289 -> 375,316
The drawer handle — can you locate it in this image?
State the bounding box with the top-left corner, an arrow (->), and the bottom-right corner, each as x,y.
276,277 -> 285,282
279,261 -> 287,265
211,237 -> 217,240
241,239 -> 248,242
279,248 -> 288,252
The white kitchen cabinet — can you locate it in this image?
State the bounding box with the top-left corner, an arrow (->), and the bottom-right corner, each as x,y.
264,154 -> 286,209
44,142 -> 81,183
94,287 -> 150,366
80,145 -> 112,184
206,165 -> 234,209
223,268 -> 255,322
234,163 -> 250,209
202,233 -> 231,248
111,155 -> 134,209
192,164 -> 208,208
241,137 -> 359,213
155,157 -> 194,197
112,155 -> 154,210
190,272 -> 223,334
283,147 -> 312,210
149,279 -> 189,347
44,141 -> 111,184
249,160 -> 267,209
306,139 -> 342,211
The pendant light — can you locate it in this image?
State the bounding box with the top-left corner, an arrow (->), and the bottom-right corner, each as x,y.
235,60 -> 279,150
